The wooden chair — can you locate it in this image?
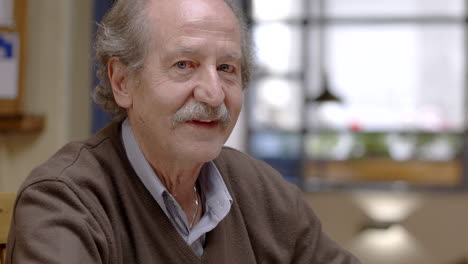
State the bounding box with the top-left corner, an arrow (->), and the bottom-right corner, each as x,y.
0,193 -> 15,264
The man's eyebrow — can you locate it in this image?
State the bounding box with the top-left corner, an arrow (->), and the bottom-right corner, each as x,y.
220,52 -> 242,60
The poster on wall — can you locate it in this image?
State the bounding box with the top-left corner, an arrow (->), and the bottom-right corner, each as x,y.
0,32 -> 19,99
0,0 -> 14,27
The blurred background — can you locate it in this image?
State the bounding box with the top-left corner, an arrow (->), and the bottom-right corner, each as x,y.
1,0 -> 468,263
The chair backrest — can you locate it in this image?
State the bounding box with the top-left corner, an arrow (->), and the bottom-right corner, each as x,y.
0,193 -> 16,245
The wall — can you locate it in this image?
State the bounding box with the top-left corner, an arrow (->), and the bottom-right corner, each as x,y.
0,0 -> 92,192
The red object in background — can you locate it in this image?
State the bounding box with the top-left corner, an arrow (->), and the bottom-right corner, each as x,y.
350,120 -> 361,132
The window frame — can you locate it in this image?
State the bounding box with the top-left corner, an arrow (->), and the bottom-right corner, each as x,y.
246,0 -> 468,192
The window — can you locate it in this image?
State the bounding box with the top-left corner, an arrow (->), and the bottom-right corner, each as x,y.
249,0 -> 467,189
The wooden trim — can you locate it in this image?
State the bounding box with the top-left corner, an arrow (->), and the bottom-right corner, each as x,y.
0,192 -> 15,243
306,158 -> 462,186
0,244 -> 5,264
0,192 -> 15,264
0,0 -> 28,116
0,115 -> 45,132
0,100 -> 20,116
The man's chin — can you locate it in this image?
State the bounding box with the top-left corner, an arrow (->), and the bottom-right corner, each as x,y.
188,144 -> 224,163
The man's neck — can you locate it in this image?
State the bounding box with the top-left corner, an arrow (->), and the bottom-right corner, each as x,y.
150,160 -> 203,228
149,158 -> 202,197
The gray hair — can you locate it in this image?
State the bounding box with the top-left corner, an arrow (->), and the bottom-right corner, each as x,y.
93,0 -> 253,119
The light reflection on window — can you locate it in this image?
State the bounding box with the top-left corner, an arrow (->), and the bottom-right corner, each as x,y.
254,23 -> 302,74
320,0 -> 465,17
308,25 -> 464,132
250,78 -> 302,131
253,0 -> 304,21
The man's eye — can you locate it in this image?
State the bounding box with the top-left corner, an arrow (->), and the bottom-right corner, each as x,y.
218,64 -> 233,73
176,61 -> 188,69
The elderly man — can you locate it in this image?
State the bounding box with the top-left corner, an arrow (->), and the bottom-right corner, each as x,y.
6,0 -> 359,263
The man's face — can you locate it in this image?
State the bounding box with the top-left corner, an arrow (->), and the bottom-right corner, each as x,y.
127,0 -> 243,164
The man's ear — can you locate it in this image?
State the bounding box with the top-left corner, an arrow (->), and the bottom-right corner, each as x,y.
108,57 -> 133,109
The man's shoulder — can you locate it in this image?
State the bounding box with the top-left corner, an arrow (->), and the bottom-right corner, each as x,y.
216,146 -> 283,182
215,146 -> 301,204
20,122 -> 124,192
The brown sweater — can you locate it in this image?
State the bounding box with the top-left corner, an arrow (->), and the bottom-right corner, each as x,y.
6,121 -> 359,264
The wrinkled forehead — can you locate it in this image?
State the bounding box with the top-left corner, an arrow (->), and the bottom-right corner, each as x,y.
148,0 -> 241,41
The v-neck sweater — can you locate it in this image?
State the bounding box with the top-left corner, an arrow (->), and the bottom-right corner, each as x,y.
6,121 -> 360,264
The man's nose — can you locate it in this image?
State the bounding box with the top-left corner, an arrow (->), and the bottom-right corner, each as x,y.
194,67 -> 225,107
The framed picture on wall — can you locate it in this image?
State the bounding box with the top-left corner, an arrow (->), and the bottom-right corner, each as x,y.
0,0 -> 27,116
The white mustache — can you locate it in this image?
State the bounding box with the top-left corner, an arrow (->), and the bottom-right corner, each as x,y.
172,101 -> 231,128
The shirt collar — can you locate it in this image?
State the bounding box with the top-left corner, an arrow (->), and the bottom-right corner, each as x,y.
121,119 -> 170,215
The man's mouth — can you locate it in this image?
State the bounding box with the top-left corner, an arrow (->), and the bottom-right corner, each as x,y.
187,119 -> 219,128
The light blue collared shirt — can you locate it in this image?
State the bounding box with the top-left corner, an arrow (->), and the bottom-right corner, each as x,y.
121,119 -> 232,256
